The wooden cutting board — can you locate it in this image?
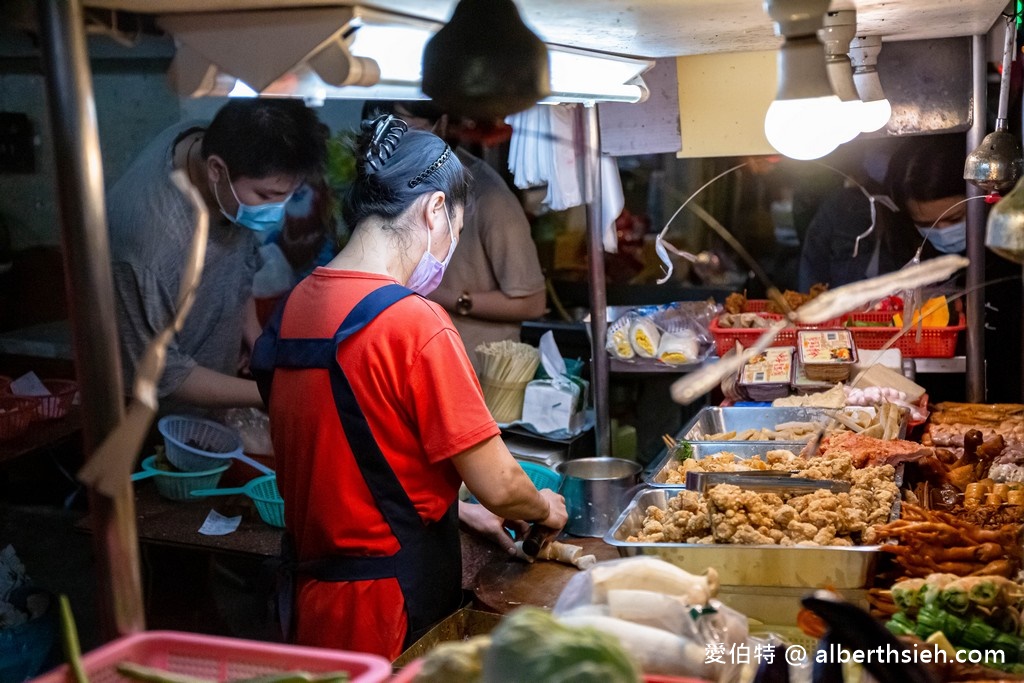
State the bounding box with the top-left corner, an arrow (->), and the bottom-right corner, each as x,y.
472,537 -> 619,613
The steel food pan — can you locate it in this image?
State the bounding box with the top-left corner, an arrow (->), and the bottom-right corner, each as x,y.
646,441 -> 804,487
679,406 -> 907,442
603,487 -> 886,589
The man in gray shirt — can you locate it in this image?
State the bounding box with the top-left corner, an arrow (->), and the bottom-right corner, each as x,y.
107,100 -> 326,413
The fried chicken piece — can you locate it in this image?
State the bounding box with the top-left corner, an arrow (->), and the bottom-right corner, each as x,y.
724,292 -> 747,315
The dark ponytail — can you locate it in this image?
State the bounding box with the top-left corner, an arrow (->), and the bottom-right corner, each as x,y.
342,115 -> 469,229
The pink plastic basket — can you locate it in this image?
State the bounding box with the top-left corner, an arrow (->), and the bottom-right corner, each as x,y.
31,631 -> 392,683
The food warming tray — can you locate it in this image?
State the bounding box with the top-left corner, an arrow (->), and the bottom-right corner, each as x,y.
646,442 -> 804,487
603,487 -> 891,589
679,406 -> 907,442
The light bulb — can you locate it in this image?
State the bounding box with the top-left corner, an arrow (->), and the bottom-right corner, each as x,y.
830,99 -> 865,144
857,97 -> 892,133
849,36 -> 891,133
764,96 -> 842,160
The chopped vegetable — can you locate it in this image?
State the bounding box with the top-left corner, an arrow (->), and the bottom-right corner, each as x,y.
886,612 -> 918,637
413,636 -> 489,683
674,441 -> 694,462
59,594 -> 88,683
482,607 -> 640,683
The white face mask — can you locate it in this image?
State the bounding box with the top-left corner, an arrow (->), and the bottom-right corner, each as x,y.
917,219 -> 967,254
406,208 -> 457,295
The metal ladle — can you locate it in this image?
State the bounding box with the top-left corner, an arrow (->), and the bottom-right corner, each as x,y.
964,14 -> 1022,194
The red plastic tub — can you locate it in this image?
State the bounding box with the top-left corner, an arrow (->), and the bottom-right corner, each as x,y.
0,396 -> 34,441
841,312 -> 964,358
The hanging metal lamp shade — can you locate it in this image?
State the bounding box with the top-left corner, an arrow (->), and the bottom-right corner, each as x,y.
422,0 -> 550,120
965,14 -> 1022,194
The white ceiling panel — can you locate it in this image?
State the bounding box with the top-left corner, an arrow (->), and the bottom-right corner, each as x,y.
84,0 -> 1009,59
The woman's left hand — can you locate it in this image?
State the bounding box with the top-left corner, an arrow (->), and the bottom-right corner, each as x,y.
458,501 -> 529,556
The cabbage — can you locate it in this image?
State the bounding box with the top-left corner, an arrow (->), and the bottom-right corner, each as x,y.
481,607 -> 640,683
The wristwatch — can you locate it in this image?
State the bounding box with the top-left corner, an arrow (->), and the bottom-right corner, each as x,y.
455,291 -> 473,316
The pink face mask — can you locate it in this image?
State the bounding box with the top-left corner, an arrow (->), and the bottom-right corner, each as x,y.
407,208 -> 457,295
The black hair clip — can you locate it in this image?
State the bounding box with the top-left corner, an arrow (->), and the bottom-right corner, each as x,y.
363,114 -> 408,176
408,145 -> 452,189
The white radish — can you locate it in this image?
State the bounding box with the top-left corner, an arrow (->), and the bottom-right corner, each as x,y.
607,589 -> 689,634
590,557 -> 718,605
558,614 -> 714,678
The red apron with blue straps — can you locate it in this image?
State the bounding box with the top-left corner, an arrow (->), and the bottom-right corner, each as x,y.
251,283 -> 463,648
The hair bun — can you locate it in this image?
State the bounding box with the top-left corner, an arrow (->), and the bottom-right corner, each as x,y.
362,115 -> 408,176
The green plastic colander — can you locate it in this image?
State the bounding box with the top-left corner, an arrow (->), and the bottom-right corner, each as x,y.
190,474 -> 285,527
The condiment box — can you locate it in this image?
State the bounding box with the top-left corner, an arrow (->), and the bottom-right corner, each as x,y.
797,329 -> 857,382
738,347 -> 794,401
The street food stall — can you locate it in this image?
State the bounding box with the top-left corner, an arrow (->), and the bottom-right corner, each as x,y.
5,0 -> 1024,681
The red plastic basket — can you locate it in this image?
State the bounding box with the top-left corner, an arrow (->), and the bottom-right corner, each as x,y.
710,314 -> 797,356
841,312 -> 965,358
30,631 -> 392,683
712,300 -> 845,357
4,379 -> 78,421
0,396 -> 34,441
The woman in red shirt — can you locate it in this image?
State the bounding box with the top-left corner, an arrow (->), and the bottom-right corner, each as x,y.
253,115 -> 566,659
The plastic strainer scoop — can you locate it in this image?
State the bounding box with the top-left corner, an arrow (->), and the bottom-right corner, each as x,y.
190,474 -> 284,527
158,415 -> 274,475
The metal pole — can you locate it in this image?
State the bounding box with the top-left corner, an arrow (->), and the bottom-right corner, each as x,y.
965,34 -> 987,402
581,104 -> 611,457
36,0 -> 145,638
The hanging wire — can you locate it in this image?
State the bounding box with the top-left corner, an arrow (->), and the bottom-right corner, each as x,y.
653,162 -> 748,284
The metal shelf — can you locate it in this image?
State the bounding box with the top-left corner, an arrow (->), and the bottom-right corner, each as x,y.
912,356 -> 967,374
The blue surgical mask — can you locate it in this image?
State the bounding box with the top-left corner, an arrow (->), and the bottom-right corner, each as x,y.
917,220 -> 966,254
407,209 -> 457,296
216,172 -> 291,232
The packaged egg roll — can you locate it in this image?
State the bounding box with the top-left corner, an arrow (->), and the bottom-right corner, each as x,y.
657,329 -> 700,365
629,317 -> 661,358
605,315 -> 636,359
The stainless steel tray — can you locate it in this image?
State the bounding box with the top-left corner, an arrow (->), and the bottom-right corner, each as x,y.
646,441 -> 804,487
684,471 -> 850,494
603,487 -> 887,589
679,406 -> 907,443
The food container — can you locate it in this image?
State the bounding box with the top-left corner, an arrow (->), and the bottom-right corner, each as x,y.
556,457 -> 642,537
4,379 -> 78,421
842,311 -> 965,358
0,396 -> 35,441
646,442 -> 804,487
29,631 -> 391,683
717,584 -> 869,626
797,330 -> 857,382
158,415 -> 244,472
737,347 -> 794,401
604,488 -> 887,589
131,455 -> 231,502
679,406 -> 908,444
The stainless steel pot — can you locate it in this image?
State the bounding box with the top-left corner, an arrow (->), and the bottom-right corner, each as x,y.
556,457 -> 642,537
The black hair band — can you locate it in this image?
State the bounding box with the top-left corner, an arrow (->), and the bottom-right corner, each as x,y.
408,146 -> 453,189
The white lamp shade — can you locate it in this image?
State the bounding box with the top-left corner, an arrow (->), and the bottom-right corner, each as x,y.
764,95 -> 842,160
